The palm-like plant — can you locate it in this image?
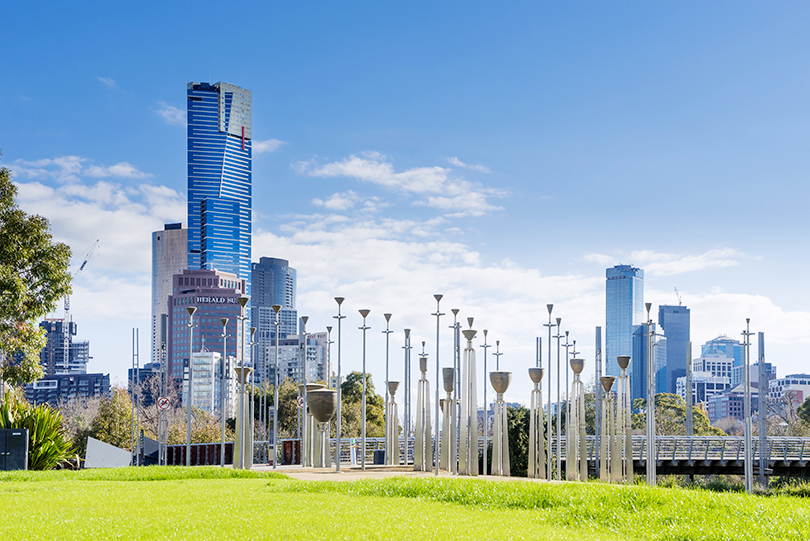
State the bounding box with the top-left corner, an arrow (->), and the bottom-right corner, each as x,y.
0,389 -> 74,470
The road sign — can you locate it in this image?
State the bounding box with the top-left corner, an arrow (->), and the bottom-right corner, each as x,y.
157,397 -> 171,411
297,396 -> 305,409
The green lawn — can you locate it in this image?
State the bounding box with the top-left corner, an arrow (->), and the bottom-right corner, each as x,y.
0,468 -> 807,540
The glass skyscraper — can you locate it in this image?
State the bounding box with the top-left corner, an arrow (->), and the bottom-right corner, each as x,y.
658,304 -> 691,394
605,265 -> 644,384
251,257 -> 298,385
187,81 -> 252,293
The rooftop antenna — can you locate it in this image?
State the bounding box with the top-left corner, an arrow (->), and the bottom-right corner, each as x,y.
674,286 -> 682,306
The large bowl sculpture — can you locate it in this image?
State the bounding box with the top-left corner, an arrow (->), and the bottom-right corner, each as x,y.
600,376 -> 616,392
462,329 -> 477,342
388,381 -> 400,397
569,358 -> 585,375
308,388 -> 338,423
299,382 -> 326,393
490,371 -> 512,395
419,356 -> 428,373
617,355 -> 631,370
528,367 -> 544,384
442,368 -> 455,393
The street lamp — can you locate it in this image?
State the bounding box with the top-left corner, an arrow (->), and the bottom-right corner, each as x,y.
235,295 -> 251,469
358,309 -> 371,470
403,328 -> 412,464
742,318 -> 754,494
333,297 -> 346,472
326,326 -> 334,388
450,308 -> 460,475
480,329 -> 492,474
185,306 -> 197,467
543,304 -> 555,480
300,315 -> 310,468
554,317 -> 563,480
382,313 -> 393,464
271,304 -> 281,469
220,317 -> 229,467
249,326 -> 257,462
645,302 -> 656,486
432,294 -> 444,476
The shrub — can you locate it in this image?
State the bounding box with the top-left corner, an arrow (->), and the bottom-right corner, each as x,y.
0,389 -> 74,470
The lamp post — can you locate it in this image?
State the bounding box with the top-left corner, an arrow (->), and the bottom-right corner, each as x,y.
235,295 -> 251,469
563,332 -> 572,444
326,326 -> 334,387
300,315 -> 310,468
758,332 -> 767,489
480,329 -> 492,475
249,326 -> 257,462
185,306 -> 197,467
383,313 -> 393,464
333,297 -> 346,472
271,304 -> 281,469
645,302 -> 656,486
220,317 -> 229,467
432,294 -> 444,476
493,341 -> 502,370
543,305 -> 555,480
553,317 -> 563,480
594,326 -> 602,479
358,309 -> 370,470
742,319 -> 754,494
403,328 -> 413,464
450,308 -> 460,475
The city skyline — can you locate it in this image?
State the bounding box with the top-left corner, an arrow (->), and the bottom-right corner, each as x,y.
2,2 -> 809,405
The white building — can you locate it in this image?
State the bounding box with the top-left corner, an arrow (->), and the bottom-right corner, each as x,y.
676,353 -> 732,405
769,373 -> 810,409
264,334 -> 325,384
182,352 -> 237,416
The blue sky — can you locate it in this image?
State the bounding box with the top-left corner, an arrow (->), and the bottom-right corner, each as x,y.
2,1 -> 809,403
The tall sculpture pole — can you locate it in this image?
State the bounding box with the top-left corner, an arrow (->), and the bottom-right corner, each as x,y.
567,358 -> 587,481
543,305 -> 555,480
758,332 -> 767,489
272,305 -> 281,469
432,294 -> 444,476
326,326 -> 333,387
220,317 -> 229,467
595,326 -> 603,479
333,297 -> 346,471
599,376 -> 616,483
249,327 -> 257,462
493,340 -> 503,370
459,319 -> 478,476
480,330 -> 492,475
528,367 -> 545,479
414,342 -> 433,471
403,329 -> 412,464
563,332 -> 572,436
386,381 -> 400,465
234,296 -> 252,469
300,316 -> 310,468
449,308 -> 460,476
382,313 -> 393,464
309,388 -> 338,468
185,306 -> 197,467
490,370 -> 512,476
616,355 -> 633,484
742,318 -> 754,494
358,309 -> 371,471
645,303 -> 656,486
440,367 -> 454,471
553,317 -> 563,480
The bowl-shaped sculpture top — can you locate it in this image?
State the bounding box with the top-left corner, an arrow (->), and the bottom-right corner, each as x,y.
308,388 -> 338,423
388,381 -> 400,396
569,358 -> 585,375
617,355 -> 631,370
299,382 -> 326,393
528,367 -> 544,384
442,367 -> 455,393
490,371 -> 512,394
419,356 -> 428,373
462,329 -> 477,343
600,376 -> 616,392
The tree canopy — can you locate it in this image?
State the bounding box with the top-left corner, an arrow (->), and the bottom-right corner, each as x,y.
633,393 -> 725,436
0,162 -> 72,385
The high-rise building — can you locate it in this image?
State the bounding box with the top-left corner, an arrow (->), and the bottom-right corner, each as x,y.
186,81 -> 252,293
264,334 -> 325,384
658,305 -> 690,394
630,322 -> 666,402
181,352 -> 237,416
167,269 -> 246,398
251,257 -> 298,385
676,352 -> 732,407
151,223 -> 188,365
701,336 -> 744,385
25,373 -> 110,406
605,265 -> 644,382
38,319 -> 90,375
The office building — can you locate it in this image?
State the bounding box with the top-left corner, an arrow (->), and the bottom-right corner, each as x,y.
658,304 -> 690,394
251,257 -> 298,385
181,352 -> 237,416
706,385 -> 759,423
630,322 -> 666,402
264,334 -> 325,384
186,81 -> 252,293
151,223 -> 188,365
38,319 -> 90,375
128,362 -> 162,408
732,362 -> 776,390
167,269 -> 246,400
25,373 -> 110,406
700,336 -> 744,385
769,373 -> 810,410
605,265 -> 644,395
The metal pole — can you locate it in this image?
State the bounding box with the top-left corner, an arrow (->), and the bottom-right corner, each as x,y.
554,317 -> 563,480
595,326 -> 602,479
432,294 -> 444,475
237,296 -> 249,469
686,343 -> 693,436
159,315 -> 168,466
543,305 -> 555,480
480,329 -> 491,475
249,327 -> 257,463
220,318 -> 229,467
758,332 -> 767,489
272,305 -> 281,469
326,326 -> 334,387
493,341 -> 502,371
186,307 -> 196,467
645,302 -> 656,486
564,332 -> 572,444
450,308 -> 459,476
742,318 -> 753,494
301,316 -> 309,468
383,313 -> 392,463
358,310 -> 370,470
334,298 -> 345,471
403,329 -> 412,464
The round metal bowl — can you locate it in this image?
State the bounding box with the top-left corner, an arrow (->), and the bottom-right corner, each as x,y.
617,355 -> 631,370
528,367 -> 544,384
308,388 -> 338,423
569,358 -> 585,375
442,368 -> 455,393
490,371 -> 512,394
600,376 -> 616,392
388,381 -> 400,397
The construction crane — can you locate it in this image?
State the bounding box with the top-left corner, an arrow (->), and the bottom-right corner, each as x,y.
674,286 -> 682,306
64,239 -> 100,321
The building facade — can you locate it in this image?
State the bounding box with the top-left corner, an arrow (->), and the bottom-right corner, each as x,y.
151,223 -> 188,365
605,265 -> 644,381
181,352 -> 237,416
263,335 -> 325,384
706,385 -> 759,423
38,319 -> 89,375
167,269 -> 246,400
630,322 -> 666,402
25,373 -> 110,406
186,81 -> 252,293
769,373 -> 810,410
700,336 -> 744,385
658,304 -> 690,394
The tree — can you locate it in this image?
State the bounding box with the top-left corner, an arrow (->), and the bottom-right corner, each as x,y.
339,371 -> 385,437
90,387 -> 135,450
632,393 -> 725,436
0,162 -> 72,386
507,405 -> 530,477
797,396 -> 810,426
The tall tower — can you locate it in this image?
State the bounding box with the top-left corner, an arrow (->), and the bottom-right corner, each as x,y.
658,305 -> 690,394
151,223 -> 188,365
251,257 -> 298,384
187,81 -> 252,294
605,265 -> 644,381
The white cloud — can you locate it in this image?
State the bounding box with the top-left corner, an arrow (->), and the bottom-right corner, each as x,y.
582,248 -> 742,276
313,191 -> 361,211
296,152 -> 505,217
85,162 -> 152,179
581,253 -> 614,266
10,156 -> 151,183
253,138 -> 287,154
156,102 -> 185,126
447,156 -> 491,173
97,76 -> 117,88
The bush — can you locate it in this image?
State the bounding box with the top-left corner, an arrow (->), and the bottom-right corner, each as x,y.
0,389 -> 74,470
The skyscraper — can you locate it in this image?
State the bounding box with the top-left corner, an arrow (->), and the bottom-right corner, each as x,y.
251,257 -> 298,385
38,319 -> 89,375
151,223 -> 188,365
605,265 -> 644,381
658,304 -> 691,394
186,81 -> 252,293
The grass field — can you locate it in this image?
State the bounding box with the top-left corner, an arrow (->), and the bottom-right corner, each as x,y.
1,467 -> 808,540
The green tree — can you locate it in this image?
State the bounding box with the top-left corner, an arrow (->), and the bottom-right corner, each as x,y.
90,387 -> 135,450
0,388 -> 74,469
0,162 -> 72,386
507,405 -> 530,477
798,396 -> 810,426
633,393 -> 725,436
340,371 -> 385,437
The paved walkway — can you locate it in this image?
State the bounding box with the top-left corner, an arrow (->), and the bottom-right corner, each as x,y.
255,464 -> 561,483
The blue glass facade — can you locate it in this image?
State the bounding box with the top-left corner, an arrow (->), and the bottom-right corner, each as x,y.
658,305 -> 691,394
605,265 -> 644,382
187,81 -> 252,294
